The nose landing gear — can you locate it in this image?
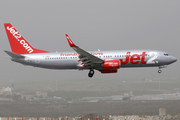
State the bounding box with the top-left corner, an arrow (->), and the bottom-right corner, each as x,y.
88,69 -> 94,78
158,69 -> 162,74
158,65 -> 168,74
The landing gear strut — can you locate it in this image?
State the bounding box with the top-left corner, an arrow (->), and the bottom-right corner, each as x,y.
88,69 -> 94,78
158,69 -> 162,74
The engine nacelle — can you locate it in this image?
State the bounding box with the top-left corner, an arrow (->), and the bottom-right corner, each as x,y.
101,69 -> 117,73
103,60 -> 120,69
100,60 -> 120,73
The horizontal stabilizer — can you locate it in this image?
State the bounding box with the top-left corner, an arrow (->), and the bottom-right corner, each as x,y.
4,50 -> 25,58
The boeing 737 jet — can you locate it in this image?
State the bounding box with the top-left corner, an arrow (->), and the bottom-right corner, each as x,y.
4,23 -> 177,77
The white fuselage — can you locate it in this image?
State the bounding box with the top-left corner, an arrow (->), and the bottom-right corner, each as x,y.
12,49 -> 177,70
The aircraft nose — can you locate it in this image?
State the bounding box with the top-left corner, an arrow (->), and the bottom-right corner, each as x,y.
171,56 -> 177,63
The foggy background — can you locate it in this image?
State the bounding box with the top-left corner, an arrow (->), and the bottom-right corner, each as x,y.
0,0 -> 179,81
0,0 -> 180,117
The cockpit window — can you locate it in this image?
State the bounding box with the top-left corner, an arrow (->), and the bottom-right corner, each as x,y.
164,53 -> 169,56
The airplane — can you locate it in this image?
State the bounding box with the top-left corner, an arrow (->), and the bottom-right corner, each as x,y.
4,23 -> 177,78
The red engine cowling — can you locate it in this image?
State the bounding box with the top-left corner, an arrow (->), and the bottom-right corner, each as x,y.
103,60 -> 120,69
101,69 -> 117,73
101,60 -> 120,73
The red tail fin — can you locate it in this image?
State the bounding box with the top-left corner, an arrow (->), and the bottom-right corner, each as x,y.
4,23 -> 49,54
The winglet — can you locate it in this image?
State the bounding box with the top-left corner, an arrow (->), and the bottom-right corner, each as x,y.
65,34 -> 76,47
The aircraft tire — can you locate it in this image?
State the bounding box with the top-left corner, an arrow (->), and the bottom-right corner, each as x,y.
158,70 -> 162,74
88,69 -> 94,78
88,73 -> 93,78
90,69 -> 94,74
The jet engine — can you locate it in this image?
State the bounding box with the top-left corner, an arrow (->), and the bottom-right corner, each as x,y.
101,60 -> 120,73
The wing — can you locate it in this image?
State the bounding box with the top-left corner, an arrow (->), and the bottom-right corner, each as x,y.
65,34 -> 104,68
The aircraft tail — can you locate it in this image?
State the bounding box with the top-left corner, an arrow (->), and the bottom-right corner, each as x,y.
4,23 -> 49,54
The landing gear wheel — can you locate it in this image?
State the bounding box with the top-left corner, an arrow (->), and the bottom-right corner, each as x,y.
88,69 -> 94,78
88,73 -> 93,78
158,70 -> 162,74
90,69 -> 94,75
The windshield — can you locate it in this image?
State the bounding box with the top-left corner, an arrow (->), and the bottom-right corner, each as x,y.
164,53 -> 169,56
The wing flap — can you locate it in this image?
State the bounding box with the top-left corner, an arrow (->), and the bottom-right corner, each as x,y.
76,47 -> 103,63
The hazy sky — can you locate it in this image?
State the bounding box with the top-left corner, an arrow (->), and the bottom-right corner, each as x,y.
0,0 -> 179,81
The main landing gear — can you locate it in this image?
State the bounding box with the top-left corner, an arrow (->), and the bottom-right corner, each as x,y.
88,69 -> 95,78
158,69 -> 162,74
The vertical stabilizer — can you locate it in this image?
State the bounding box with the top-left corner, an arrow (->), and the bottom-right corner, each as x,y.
4,23 -> 49,54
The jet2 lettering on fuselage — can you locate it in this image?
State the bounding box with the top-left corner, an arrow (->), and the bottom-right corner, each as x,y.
120,52 -> 147,64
